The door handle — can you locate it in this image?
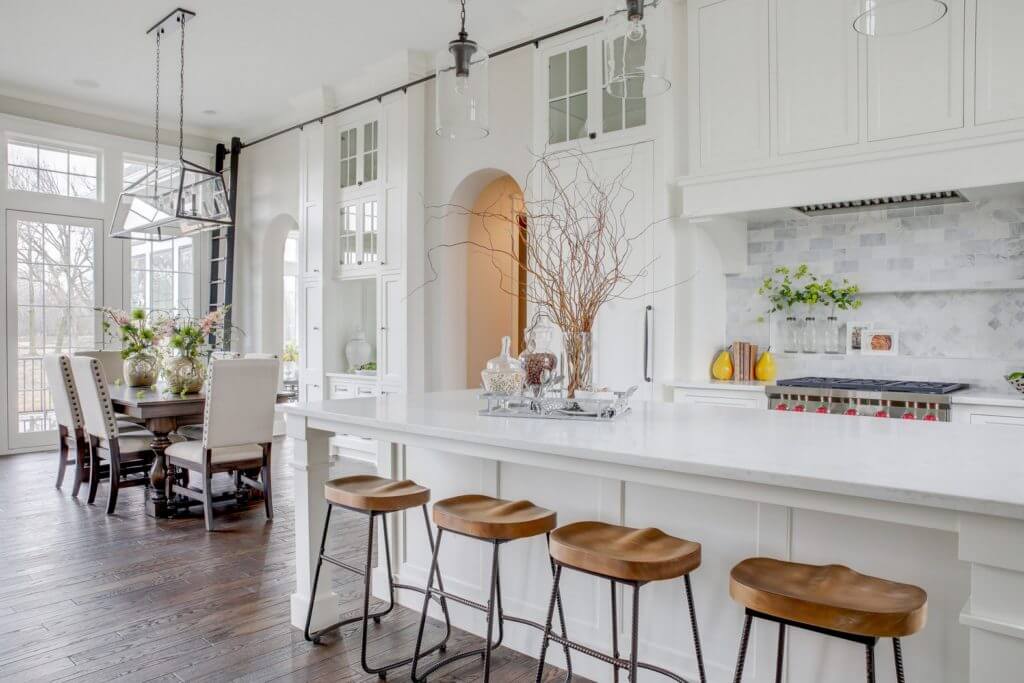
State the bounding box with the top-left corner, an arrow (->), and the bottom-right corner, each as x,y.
643,305 -> 652,383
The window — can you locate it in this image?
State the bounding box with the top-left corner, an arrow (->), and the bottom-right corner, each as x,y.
363,120 -> 379,183
6,140 -> 98,199
548,46 -> 589,144
602,37 -> 647,133
340,127 -> 358,188
14,215 -> 98,434
124,159 -> 195,316
283,232 -> 298,351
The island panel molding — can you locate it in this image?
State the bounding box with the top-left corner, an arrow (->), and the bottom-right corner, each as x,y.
282,391 -> 1024,682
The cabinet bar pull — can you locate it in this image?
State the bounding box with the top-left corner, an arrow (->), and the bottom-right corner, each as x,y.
643,305 -> 652,383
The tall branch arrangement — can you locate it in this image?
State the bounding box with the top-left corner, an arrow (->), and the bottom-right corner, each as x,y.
420,149 -> 662,395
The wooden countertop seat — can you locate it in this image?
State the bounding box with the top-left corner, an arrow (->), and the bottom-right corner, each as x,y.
549,521 -> 702,582
432,494 -> 557,540
729,557 -> 927,682
325,474 -> 430,512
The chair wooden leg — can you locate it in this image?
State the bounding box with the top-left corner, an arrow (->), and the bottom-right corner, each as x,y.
55,433 -> 68,489
262,444 -> 273,521
72,434 -> 88,498
203,472 -> 215,531
87,440 -> 100,505
105,448 -> 120,515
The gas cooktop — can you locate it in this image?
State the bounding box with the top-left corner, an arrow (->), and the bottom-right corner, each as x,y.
775,377 -> 968,394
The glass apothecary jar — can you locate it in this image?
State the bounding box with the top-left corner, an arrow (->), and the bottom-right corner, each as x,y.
519,314 -> 558,393
481,336 -> 524,396
802,316 -> 818,353
823,316 -> 842,354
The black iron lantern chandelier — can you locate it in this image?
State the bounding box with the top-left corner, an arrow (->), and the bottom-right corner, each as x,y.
111,8 -> 232,241
435,0 -> 490,140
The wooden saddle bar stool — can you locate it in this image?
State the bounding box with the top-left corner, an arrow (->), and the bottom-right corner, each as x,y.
536,521 -> 707,683
411,494 -> 573,683
729,557 -> 928,683
304,474 -> 452,679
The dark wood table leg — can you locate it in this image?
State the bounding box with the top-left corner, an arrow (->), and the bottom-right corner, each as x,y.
145,417 -> 177,518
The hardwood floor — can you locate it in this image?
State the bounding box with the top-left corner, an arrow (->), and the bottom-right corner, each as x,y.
0,439 -> 577,682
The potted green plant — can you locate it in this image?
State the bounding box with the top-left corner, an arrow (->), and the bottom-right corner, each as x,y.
282,340 -> 299,382
821,279 -> 863,354
758,265 -> 810,353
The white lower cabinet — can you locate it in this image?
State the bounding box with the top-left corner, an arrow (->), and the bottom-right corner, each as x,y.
378,272 -> 403,390
672,383 -> 769,410
326,373 -> 380,463
952,401 -> 1024,428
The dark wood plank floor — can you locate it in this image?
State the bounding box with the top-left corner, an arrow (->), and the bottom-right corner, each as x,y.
0,439 -> 576,682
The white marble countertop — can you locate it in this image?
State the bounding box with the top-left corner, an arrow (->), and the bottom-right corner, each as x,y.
952,387 -> 1024,408
282,390 -> 1024,520
669,379 -> 768,392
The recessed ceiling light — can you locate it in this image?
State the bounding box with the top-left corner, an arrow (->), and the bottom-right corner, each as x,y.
201,109 -> 217,115
73,78 -> 100,89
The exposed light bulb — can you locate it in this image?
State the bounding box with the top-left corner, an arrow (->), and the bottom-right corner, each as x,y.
454,74 -> 470,95
626,17 -> 644,41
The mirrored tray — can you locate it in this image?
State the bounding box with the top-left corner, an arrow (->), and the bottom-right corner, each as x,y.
478,386 -> 637,421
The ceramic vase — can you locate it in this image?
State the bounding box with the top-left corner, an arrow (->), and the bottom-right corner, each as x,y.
123,352 -> 159,387
164,354 -> 205,394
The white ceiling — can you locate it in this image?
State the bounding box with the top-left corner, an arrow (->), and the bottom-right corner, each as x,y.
0,0 -> 604,141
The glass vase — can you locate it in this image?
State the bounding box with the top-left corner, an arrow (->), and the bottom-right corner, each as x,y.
783,317 -> 801,354
823,316 -> 842,354
123,351 -> 159,387
480,336 -> 524,396
519,314 -> 558,395
164,354 -> 206,394
802,317 -> 818,353
564,331 -> 593,398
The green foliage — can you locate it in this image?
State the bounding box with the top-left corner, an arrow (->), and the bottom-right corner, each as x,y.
282,340 -> 299,363
759,266 -> 862,315
758,265 -> 810,313
822,278 -> 863,312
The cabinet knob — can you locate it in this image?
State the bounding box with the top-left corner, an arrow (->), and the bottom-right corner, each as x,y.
313,267 -> 320,273
357,260 -> 363,265
589,132 -> 597,140
380,260 -> 386,266
312,326 -> 320,331
380,326 -> 386,331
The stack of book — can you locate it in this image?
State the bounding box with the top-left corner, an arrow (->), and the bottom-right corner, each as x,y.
731,341 -> 759,381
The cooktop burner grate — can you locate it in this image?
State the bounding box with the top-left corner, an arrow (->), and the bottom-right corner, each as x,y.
775,377 -> 968,394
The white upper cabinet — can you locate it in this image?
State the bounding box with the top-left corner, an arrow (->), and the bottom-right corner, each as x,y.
541,33 -> 650,148
866,0 -> 965,141
974,0 -> 1024,126
691,0 -> 770,171
336,194 -> 381,277
339,118 -> 381,192
775,0 -> 858,154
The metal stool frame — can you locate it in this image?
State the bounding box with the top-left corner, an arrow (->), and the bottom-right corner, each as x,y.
535,560 -> 707,683
410,527 -> 573,683
304,501 -> 452,679
732,608 -> 907,683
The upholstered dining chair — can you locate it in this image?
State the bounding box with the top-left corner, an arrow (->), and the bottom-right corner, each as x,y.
70,356 -> 156,514
165,357 -> 279,531
42,354 -> 89,496
74,350 -> 148,429
177,353 -> 281,442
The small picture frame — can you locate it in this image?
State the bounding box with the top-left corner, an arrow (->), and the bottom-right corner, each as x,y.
862,329 -> 899,356
846,322 -> 871,354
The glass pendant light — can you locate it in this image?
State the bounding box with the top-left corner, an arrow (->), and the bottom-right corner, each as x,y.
111,9 -> 232,241
604,0 -> 670,99
853,0 -> 948,37
435,0 -> 490,140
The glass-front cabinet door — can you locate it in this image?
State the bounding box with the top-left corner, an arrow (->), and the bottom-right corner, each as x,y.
543,33 -> 648,147
337,195 -> 381,277
339,118 -> 381,192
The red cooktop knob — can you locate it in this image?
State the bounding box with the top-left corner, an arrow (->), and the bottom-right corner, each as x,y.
901,411 -> 916,420
844,408 -> 859,416
874,409 -> 889,418
793,404 -> 805,412
815,405 -> 829,414
776,403 -> 789,411
923,414 -> 938,422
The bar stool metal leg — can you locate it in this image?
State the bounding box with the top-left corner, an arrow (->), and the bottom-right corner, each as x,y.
893,638 -> 906,683
774,623 -> 786,683
733,612 -> 753,683
546,532 -> 574,681
866,642 -> 877,683
482,541 -> 501,682
610,580 -> 620,683
684,575 -> 707,683
534,563 -> 563,683
629,584 -> 640,682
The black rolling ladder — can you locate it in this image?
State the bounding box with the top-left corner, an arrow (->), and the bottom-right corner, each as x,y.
210,136 -> 240,349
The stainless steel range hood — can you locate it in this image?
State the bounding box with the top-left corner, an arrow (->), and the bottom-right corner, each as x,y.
791,190 -> 967,217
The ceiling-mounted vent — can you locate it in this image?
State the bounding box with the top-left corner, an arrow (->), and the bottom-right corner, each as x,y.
792,190 -> 967,217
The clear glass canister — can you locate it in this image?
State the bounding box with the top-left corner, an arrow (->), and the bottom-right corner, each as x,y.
481,336 -> 524,395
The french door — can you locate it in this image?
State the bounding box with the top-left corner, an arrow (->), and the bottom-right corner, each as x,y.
5,210 -> 103,450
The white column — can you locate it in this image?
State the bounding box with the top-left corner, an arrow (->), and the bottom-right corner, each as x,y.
288,413 -> 338,630
958,513 -> 1024,682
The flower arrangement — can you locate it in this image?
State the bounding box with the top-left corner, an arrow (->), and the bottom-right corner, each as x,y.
100,307 -> 159,359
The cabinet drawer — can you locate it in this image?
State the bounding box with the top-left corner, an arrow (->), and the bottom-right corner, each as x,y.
674,388 -> 767,410
329,382 -> 354,399
969,412 -> 1024,428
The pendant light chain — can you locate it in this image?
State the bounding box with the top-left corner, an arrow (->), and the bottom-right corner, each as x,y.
154,30 -> 161,171
460,0 -> 467,36
178,13 -> 185,162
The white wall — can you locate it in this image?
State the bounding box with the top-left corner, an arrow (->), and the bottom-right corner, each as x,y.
233,130 -> 300,356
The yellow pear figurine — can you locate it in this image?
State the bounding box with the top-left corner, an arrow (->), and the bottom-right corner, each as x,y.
712,349 -> 734,381
755,349 -> 777,382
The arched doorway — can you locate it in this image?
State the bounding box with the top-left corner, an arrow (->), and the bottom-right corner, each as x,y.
464,175 -> 527,387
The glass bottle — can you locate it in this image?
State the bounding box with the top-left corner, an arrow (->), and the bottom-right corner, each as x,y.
823,316 -> 842,354
802,316 -> 818,353
519,315 -> 558,393
783,316 -> 801,354
481,336 -> 524,396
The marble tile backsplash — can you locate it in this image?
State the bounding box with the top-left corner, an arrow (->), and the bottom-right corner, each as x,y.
725,195 -> 1024,390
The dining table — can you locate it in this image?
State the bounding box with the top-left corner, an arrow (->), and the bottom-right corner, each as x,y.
107,383 -> 205,518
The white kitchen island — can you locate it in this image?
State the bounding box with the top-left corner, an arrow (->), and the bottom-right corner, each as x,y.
280,391 -> 1024,683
